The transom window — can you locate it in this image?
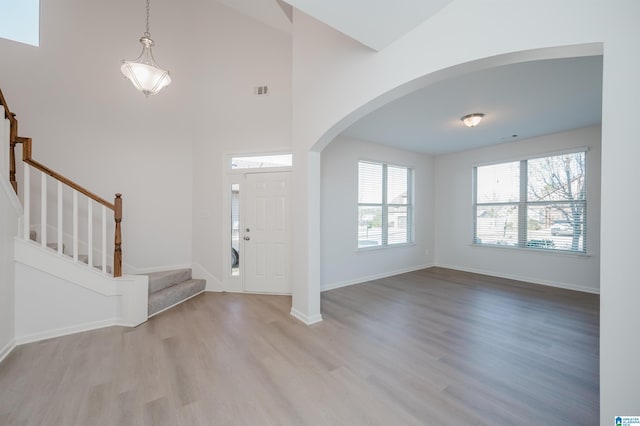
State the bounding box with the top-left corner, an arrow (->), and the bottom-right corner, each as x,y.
474,151 -> 587,253
358,161 -> 413,249
231,154 -> 292,170
0,0 -> 40,46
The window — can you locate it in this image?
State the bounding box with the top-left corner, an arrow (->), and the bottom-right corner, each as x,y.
358,161 -> 413,248
0,0 -> 39,46
474,151 -> 587,253
231,154 -> 292,170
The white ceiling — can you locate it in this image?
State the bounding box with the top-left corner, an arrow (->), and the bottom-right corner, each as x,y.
215,0 -> 292,34
215,0 -> 452,50
281,0 -> 452,50
342,56 -> 603,155
213,2 -> 602,157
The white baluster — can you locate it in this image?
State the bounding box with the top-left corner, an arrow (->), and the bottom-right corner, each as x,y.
102,206 -> 107,274
57,181 -> 63,255
23,163 -> 30,240
87,198 -> 93,268
40,172 -> 47,248
73,190 -> 78,261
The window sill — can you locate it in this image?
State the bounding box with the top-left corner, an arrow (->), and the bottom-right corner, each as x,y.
355,242 -> 415,253
469,243 -> 592,258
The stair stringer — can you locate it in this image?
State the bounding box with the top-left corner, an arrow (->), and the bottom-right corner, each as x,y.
13,238 -> 148,344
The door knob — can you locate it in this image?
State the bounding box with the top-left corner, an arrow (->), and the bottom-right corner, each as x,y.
244,236 -> 250,241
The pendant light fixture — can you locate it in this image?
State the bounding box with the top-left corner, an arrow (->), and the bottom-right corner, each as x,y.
121,0 -> 171,97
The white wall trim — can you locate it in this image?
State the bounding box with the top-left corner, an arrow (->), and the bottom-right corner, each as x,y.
15,318 -> 118,345
123,263 -> 193,275
0,170 -> 23,218
191,262 -> 223,292
0,339 -> 16,364
435,262 -> 600,294
147,290 -> 206,319
290,308 -> 323,325
14,239 -> 148,335
321,263 -> 434,292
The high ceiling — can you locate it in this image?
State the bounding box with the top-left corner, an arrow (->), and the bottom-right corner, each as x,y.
214,1 -> 603,157
216,0 -> 452,50
281,0 -> 452,50
342,56 -> 603,155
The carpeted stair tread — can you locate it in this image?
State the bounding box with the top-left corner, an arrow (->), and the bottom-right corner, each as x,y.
146,268 -> 192,294
148,278 -> 205,316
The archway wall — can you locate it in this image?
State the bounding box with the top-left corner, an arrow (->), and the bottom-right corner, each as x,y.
290,1 -> 640,423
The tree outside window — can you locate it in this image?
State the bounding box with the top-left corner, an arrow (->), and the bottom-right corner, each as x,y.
474,151 -> 586,253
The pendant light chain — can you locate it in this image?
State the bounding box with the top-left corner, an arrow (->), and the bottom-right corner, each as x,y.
145,0 -> 151,37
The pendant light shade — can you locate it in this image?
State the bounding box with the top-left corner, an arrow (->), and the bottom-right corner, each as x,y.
121,0 -> 171,97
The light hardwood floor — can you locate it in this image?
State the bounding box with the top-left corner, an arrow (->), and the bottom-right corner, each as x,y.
0,267 -> 599,425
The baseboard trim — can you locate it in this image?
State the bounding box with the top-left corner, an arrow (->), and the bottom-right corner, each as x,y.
15,318 -> 119,345
147,290 -> 206,319
321,263 -> 434,292
290,308 -> 323,325
434,263 -> 600,294
0,339 -> 16,364
125,263 -> 193,275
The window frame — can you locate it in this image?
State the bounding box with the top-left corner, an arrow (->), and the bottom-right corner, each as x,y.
357,160 -> 414,250
473,149 -> 588,254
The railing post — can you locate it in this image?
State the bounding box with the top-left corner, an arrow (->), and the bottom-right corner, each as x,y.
9,141 -> 17,193
113,193 -> 122,277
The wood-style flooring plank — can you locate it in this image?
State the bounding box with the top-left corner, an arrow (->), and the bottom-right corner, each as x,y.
0,267 -> 599,425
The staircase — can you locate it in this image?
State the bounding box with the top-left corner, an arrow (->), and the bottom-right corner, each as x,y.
2,87 -> 206,336
147,269 -> 206,317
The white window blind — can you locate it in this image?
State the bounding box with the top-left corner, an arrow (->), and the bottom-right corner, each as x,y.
474,151 -> 586,252
358,161 -> 412,248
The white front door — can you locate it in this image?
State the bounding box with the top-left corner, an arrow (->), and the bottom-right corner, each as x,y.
243,172 -> 291,294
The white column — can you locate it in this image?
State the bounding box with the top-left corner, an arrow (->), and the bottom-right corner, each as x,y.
23,163 -> 30,240
57,181 -> 63,254
40,172 -> 47,248
87,198 -> 93,268
73,190 -> 78,261
101,205 -> 107,274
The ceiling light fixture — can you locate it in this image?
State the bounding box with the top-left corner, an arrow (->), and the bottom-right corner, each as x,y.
121,0 -> 171,97
461,113 -> 484,128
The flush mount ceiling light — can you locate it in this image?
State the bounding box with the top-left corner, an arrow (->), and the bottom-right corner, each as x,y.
121,0 -> 171,97
461,113 -> 484,128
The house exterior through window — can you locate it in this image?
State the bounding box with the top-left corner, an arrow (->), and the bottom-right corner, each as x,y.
358,160 -> 413,249
474,151 -> 587,253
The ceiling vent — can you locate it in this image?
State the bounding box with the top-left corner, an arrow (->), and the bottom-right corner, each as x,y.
254,85 -> 269,96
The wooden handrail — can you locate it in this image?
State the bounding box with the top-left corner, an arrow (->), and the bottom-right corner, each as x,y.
1,87 -> 123,277
18,137 -> 115,210
0,88 -> 15,123
0,89 -> 18,193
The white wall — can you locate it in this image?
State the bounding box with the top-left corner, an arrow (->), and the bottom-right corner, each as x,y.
14,262 -> 114,343
321,136 -> 434,290
0,0 -> 293,280
290,1 -> 640,420
0,0 -> 195,271
434,126 -> 600,292
0,176 -> 19,362
189,1 -> 292,291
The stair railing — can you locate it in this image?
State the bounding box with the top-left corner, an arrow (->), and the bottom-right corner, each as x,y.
1,88 -> 123,277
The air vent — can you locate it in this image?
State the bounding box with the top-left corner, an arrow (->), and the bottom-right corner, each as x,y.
254,85 -> 269,96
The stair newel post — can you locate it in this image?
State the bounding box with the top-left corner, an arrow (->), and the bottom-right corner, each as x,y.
114,193 -> 123,278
